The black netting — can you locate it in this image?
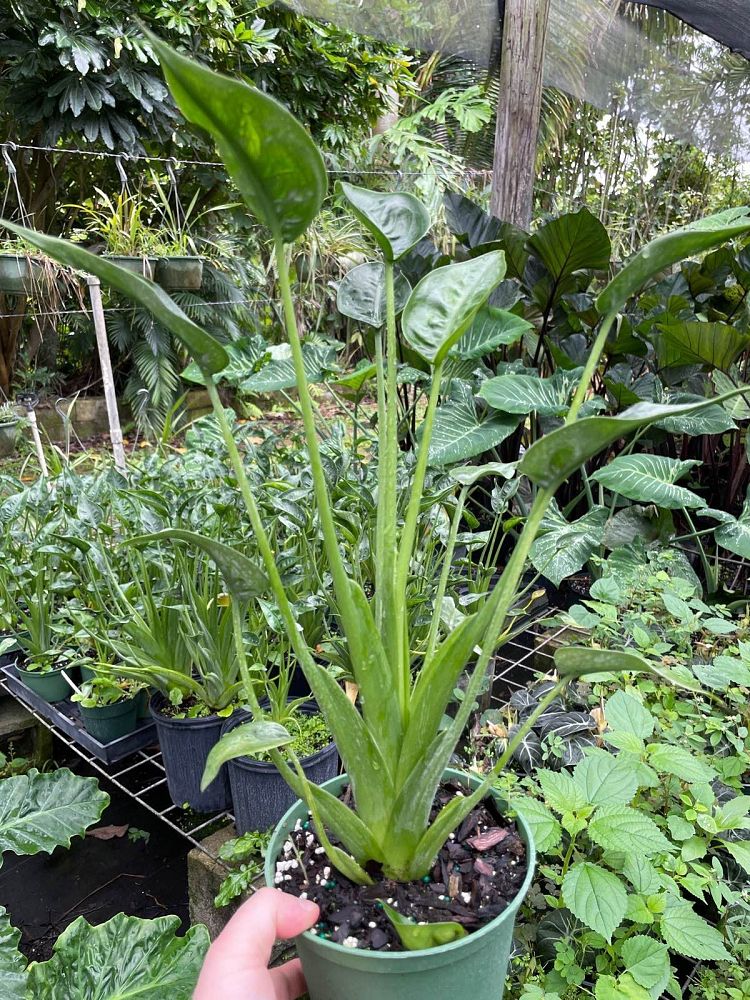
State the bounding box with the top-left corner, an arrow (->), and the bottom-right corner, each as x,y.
641,1 -> 750,61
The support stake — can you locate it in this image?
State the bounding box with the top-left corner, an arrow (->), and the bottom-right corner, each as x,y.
87,275 -> 126,474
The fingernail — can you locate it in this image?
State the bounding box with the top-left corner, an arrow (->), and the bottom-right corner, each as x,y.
298,898 -> 319,915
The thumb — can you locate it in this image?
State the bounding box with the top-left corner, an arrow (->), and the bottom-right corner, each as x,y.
203,888 -> 319,976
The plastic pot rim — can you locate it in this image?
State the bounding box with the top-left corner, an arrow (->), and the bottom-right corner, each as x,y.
150,691 -> 227,730
264,767 -> 537,963
223,702 -> 334,771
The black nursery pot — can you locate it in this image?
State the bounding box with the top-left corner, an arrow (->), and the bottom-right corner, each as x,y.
150,693 -> 232,813
224,704 -> 338,834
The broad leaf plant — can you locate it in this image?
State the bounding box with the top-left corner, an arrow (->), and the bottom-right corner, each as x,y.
7,37 -> 750,886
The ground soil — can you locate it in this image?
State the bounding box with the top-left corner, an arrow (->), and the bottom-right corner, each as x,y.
277,777 -> 527,952
0,739 -> 190,962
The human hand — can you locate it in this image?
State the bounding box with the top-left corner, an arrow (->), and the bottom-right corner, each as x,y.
193,886 -> 320,1000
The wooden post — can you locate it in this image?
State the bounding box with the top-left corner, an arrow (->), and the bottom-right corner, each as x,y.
490,0 -> 552,229
86,275 -> 127,474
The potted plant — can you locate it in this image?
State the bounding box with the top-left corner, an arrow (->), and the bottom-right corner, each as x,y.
212,640 -> 338,835
0,401 -> 19,458
149,172 -> 240,290
71,675 -> 142,742
0,239 -> 43,294
0,571 -> 71,703
13,36 -> 750,1000
85,548 -> 250,811
69,189 -> 158,278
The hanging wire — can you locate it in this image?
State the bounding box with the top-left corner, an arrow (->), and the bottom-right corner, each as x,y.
0,297 -> 284,322
0,141 -> 438,177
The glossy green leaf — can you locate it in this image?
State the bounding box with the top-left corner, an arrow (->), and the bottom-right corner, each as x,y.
653,320 -> 750,372
528,207 -> 611,303
241,343 -> 335,393
0,907 -> 25,1000
336,182 -> 430,261
0,222 -> 228,376
336,262 -> 411,327
530,501 -> 608,586
554,646 -> 655,679
332,362 -> 377,391
201,721 -> 293,790
450,305 -> 532,359
0,769 -> 108,865
598,208 -> 750,315
428,381 -> 519,467
379,900 -> 467,950
26,913 -> 209,999
519,396 -> 743,489
448,461 -> 516,486
151,36 -> 325,242
713,370 -> 750,419
712,500 -> 750,559
590,455 -> 705,510
562,862 -> 627,942
479,368 -> 583,418
127,529 -> 268,602
402,252 -> 506,365
655,394 -> 736,435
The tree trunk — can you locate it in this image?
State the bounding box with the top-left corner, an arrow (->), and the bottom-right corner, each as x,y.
490,0 -> 552,228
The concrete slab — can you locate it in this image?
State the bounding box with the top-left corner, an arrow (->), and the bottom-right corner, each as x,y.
187,826 -> 295,965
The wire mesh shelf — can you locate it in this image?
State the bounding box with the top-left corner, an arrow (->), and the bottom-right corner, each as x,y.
0,677 -> 235,867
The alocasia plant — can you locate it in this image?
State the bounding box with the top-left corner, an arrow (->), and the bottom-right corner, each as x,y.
7,36 -> 750,892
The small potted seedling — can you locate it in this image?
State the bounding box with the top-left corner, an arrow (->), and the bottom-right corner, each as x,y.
211,639 -> 337,834
0,402 -> 19,458
0,569 -> 72,703
71,675 -> 143,742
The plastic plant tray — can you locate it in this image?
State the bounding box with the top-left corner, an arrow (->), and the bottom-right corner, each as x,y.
2,663 -> 157,764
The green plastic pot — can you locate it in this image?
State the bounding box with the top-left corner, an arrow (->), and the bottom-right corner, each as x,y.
0,421 -> 18,458
154,256 -> 204,290
104,255 -> 155,280
264,768 -> 536,1000
16,664 -> 72,703
79,697 -> 139,743
0,255 -> 38,294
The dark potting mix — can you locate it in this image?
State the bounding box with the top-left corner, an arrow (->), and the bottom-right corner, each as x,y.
276,778 -> 528,951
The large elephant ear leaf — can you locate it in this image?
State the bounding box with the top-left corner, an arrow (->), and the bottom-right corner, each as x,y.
337,262 -> 412,327
150,34 -> 326,243
598,207 -> 750,315
527,207 -> 611,302
27,913 -> 209,999
402,251 -> 506,365
126,529 -> 268,602
520,386 -> 750,489
0,907 -> 26,1000
0,223 -> 228,377
0,769 -> 108,865
336,182 -> 430,261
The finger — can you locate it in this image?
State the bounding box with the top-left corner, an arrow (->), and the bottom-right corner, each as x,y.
205,888 -> 319,977
270,958 -> 307,1000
